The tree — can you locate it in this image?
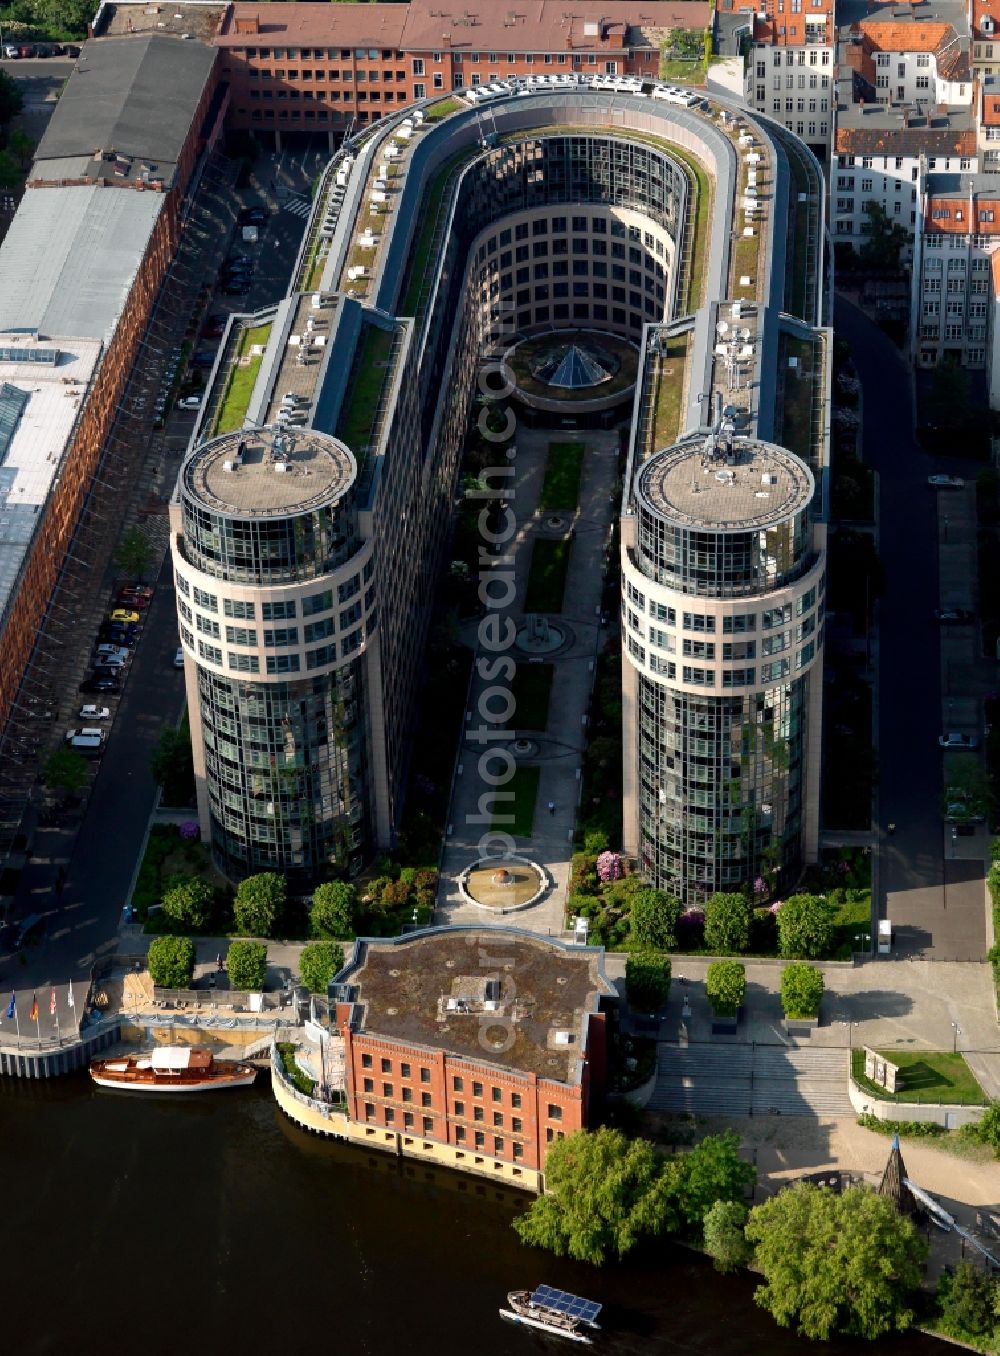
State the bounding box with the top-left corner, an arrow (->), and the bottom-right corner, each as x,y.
512,1128 -> 676,1264
776,894 -> 833,959
629,887 -> 681,950
704,892 -> 750,954
299,941 -> 344,994
161,875 -> 214,932
0,149 -> 20,191
964,1101 -> 1000,1158
114,525 -> 153,581
234,872 -> 285,937
7,127 -> 33,169
310,881 -> 357,939
936,1262 -> 996,1338
150,723 -> 195,807
703,1199 -> 751,1273
0,70 -> 23,125
226,939 -> 267,991
625,952 -> 671,1011
780,962 -> 824,1019
668,1130 -> 755,1231
745,1182 -> 928,1341
942,754 -> 994,825
43,747 -> 88,795
859,200 -> 908,271
705,960 -> 745,1016
147,935 -> 195,989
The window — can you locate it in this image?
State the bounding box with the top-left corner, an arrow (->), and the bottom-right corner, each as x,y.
197,641 -> 222,664
264,628 -> 298,647
453,1076 -> 464,1092
262,600 -> 296,620
302,589 -> 332,616
547,1104 -> 563,1121
454,1100 -> 464,1116
474,1106 -> 484,1122
224,598 -> 255,619
266,654 -> 300,675
362,1054 -> 373,1069
227,653 -> 259,673
421,1092 -> 432,1108
494,1137 -> 504,1155
193,587 -> 217,612
422,1117 -> 433,1134
382,1082 -> 392,1097
473,1081 -> 483,1097
511,1092 -> 522,1109
412,58 -> 424,75
403,1112 -> 414,1129
512,1117 -> 522,1133
493,1111 -> 503,1127
196,614 -> 220,638
402,1087 -> 413,1102
363,1078 -> 374,1093
420,1067 -> 431,1084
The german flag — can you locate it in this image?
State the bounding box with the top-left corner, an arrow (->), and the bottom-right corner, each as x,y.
28,993 -> 38,1021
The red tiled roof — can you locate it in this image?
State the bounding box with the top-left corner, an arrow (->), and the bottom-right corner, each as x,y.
991,249 -> 1000,292
973,0 -> 998,43
983,93 -> 1000,126
836,126 -> 976,155
859,18 -> 951,51
925,194 -> 1000,233
218,3 -> 408,46
751,0 -> 832,48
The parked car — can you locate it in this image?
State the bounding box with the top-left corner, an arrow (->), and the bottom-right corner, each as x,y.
110,608 -> 140,624
202,319 -> 226,339
225,253 -> 253,270
64,727 -> 106,744
222,280 -> 251,296
3,45 -> 21,58
80,675 -> 120,694
927,475 -> 964,488
79,704 -> 111,721
192,350 -> 217,369
178,395 -> 202,410
118,585 -> 152,605
239,206 -> 268,227
933,608 -> 974,622
174,647 -> 185,669
17,43 -> 36,58
64,45 -> 81,58
939,732 -> 979,749
34,42 -> 53,56
94,644 -> 130,664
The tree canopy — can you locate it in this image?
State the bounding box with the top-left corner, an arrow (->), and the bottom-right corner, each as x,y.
161,875 -> 214,932
513,1128 -> 675,1264
147,936 -> 195,989
745,1182 -> 927,1341
703,1199 -> 751,1273
43,747 -> 88,795
705,960 -> 746,1016
776,894 -> 834,960
704,892 -> 751,954
0,70 -> 23,126
227,939 -> 267,991
310,880 -> 357,939
780,962 -> 824,1019
114,525 -> 154,581
625,952 -> 671,1011
629,887 -> 681,950
666,1129 -> 755,1231
234,872 -> 285,937
299,941 -> 345,994
150,723 -> 195,807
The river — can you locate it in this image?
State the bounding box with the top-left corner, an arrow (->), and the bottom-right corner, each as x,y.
1,1077 -> 948,1354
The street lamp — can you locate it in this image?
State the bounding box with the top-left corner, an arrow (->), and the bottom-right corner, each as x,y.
951,1022 -> 961,1055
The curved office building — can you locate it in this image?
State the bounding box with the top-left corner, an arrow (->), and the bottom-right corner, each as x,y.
171,76 -> 829,890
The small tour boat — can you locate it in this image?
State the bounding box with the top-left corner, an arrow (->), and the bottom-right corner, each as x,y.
89,1045 -> 257,1093
500,1284 -> 602,1344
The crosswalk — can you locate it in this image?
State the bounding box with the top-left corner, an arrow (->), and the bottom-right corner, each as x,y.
282,196 -> 312,219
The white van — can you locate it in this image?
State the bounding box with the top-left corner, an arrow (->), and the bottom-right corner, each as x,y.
64,729 -> 104,752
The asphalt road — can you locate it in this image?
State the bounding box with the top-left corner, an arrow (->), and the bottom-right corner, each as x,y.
0,146 -> 313,1035
835,297 -> 987,959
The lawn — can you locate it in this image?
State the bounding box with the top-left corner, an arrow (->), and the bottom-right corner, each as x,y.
337,324 -> 394,458
653,334 -> 689,448
779,334 -> 817,464
539,442 -> 585,512
212,323 -> 272,436
490,765 -> 541,839
828,891 -> 873,960
851,1049 -> 987,1106
508,663 -> 554,731
524,538 -> 571,613
424,96 -> 463,122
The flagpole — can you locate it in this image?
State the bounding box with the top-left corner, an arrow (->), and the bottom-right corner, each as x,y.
33,996 -> 40,1046
67,980 -> 75,1035
13,1002 -> 20,1050
52,992 -> 60,1046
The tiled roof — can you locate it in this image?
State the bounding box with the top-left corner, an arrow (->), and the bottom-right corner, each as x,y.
836,125 -> 976,154
749,0 -> 832,48
925,193 -> 1000,231
973,0 -> 998,41
856,18 -> 969,79
991,249 -> 1000,293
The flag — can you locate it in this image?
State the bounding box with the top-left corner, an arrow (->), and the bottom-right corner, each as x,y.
5,992 -> 14,1020
49,990 -> 56,1017
66,982 -> 75,1009
28,993 -> 38,1022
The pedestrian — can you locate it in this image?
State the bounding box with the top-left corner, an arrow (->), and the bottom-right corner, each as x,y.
887,822 -> 896,834
217,952 -> 224,971
547,800 -> 556,816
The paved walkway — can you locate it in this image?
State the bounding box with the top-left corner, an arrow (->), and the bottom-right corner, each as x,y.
435,423 -> 619,935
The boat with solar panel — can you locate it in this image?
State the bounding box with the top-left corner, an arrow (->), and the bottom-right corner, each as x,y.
500,1284 -> 602,1343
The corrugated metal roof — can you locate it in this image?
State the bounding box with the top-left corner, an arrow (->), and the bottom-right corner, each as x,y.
0,185 -> 163,344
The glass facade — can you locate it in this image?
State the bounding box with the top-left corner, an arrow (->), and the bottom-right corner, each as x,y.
636,513 -> 813,599
199,662 -> 369,883
179,496 -> 358,586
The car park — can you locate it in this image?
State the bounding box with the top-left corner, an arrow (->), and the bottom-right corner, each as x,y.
79,704 -> 111,721
94,644 -> 130,663
80,675 -> 120,694
939,732 -> 979,749
933,608 -> 974,622
927,475 -> 964,488
110,608 -> 140,624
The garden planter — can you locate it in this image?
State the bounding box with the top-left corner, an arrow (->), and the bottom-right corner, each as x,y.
783,1013 -> 820,1036
710,1007 -> 740,1035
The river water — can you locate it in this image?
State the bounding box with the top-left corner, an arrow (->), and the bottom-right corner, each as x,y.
1,1078 -> 947,1355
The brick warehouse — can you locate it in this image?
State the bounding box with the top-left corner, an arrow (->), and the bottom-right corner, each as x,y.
332,929 -> 614,1179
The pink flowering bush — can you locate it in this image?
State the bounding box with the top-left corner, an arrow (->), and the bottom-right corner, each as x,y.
596,850 -> 623,883
179,820 -> 200,841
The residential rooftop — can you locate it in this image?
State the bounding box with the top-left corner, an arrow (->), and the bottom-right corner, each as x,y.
181,426 -> 357,518
339,928 -> 614,1083
638,435 -> 814,530
31,34 -> 217,188
94,2 -> 227,42
0,335 -> 102,625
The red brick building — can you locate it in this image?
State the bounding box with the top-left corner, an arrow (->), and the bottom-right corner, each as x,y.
334,928 -> 614,1179
214,0 -> 710,141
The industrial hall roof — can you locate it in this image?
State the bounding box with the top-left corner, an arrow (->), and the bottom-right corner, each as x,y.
31,34 -> 217,186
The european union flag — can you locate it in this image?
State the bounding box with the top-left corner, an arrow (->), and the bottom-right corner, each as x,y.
5,992 -> 14,1020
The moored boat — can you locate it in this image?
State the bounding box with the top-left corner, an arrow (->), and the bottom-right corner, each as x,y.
89,1045 -> 256,1093
500,1284 -> 602,1344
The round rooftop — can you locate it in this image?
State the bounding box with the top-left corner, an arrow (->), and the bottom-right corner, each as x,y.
637,435 -> 814,532
182,427 -> 356,520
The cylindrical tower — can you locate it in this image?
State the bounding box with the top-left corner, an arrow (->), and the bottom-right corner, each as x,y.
622,432 -> 825,906
170,425 -> 377,886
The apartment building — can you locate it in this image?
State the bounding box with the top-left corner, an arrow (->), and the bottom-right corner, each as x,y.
333,928 -> 614,1181
977,72 -> 1000,170
215,0 -> 709,141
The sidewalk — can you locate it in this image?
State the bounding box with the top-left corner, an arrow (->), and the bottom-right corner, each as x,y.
435,424 -> 619,935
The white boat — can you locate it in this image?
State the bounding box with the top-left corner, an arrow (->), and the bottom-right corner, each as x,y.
500,1284 -> 602,1344
89,1045 -> 256,1093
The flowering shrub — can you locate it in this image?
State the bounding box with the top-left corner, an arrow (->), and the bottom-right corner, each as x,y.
179,820 -> 200,841
679,908 -> 705,928
596,850 -> 623,883
753,876 -> 767,895
769,899 -> 784,915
